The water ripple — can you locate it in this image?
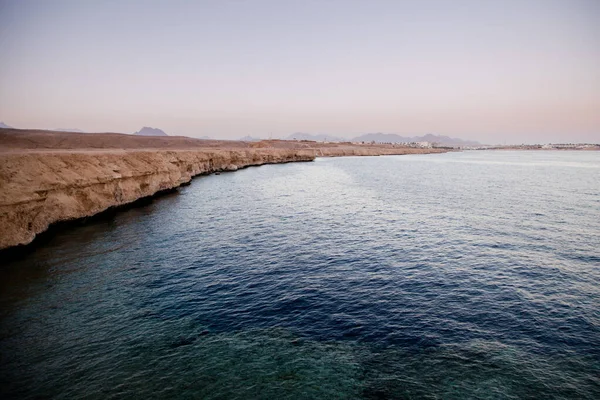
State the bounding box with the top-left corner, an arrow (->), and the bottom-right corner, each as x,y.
1,151 -> 599,399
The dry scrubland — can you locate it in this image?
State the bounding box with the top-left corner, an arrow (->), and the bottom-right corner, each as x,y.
0,129 -> 446,249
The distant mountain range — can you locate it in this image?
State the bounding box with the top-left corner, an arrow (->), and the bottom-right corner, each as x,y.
1,122 -> 479,146
1,124 -> 87,133
283,132 -> 479,146
239,135 -> 261,142
134,127 -> 168,136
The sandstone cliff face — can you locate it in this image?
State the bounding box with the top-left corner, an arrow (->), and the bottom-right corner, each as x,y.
0,149 -> 314,250
0,129 -> 451,251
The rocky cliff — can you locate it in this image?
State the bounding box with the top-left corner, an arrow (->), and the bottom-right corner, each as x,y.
0,129 -> 451,251
0,149 -> 314,250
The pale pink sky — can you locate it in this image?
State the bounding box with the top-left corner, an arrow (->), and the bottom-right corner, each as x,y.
0,0 -> 599,144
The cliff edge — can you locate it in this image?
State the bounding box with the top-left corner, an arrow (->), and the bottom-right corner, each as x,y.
0,128 -> 448,251
0,149 -> 314,250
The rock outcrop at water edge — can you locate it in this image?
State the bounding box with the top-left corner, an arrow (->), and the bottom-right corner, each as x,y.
0,149 -> 314,250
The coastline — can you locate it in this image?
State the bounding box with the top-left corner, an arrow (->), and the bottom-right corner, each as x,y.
0,129 -> 447,251
0,148 -> 315,250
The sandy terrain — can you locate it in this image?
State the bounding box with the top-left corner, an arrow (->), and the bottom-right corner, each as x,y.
0,129 -> 447,250
0,128 -> 447,155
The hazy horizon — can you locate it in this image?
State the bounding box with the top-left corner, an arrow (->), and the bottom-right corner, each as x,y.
1,0 -> 599,144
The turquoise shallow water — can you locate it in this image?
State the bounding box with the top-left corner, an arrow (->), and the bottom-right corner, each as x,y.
1,150 -> 599,399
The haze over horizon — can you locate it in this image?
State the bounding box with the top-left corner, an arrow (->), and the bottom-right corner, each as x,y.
1,0 -> 598,144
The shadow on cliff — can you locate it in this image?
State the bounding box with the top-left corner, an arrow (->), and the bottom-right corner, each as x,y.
0,187 -> 181,265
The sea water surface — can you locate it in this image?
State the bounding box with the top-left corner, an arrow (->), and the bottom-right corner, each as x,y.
1,150 -> 599,399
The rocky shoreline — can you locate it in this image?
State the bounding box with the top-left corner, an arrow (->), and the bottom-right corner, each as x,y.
0,129 -> 448,251
0,149 -> 316,250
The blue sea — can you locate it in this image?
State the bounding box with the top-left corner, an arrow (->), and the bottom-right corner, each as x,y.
1,150 -> 599,399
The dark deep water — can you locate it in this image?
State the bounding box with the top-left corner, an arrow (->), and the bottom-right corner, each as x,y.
1,150 -> 599,399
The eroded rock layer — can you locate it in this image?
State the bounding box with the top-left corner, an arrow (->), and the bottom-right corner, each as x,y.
0,149 -> 314,249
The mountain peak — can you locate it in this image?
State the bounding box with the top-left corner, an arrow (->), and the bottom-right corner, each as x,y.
240,135 -> 261,142
134,127 -> 168,136
0,121 -> 13,129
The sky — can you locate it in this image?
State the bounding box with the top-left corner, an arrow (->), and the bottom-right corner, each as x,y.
0,0 -> 598,144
